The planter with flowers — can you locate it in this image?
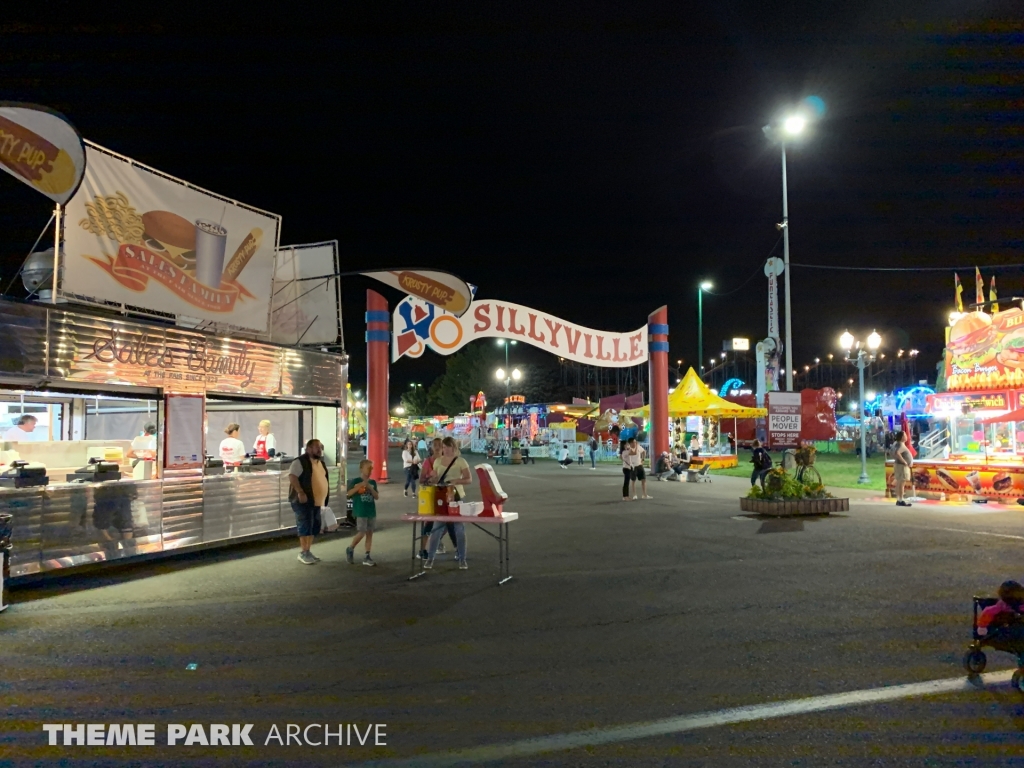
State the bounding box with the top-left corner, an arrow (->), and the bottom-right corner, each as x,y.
740,467 -> 849,516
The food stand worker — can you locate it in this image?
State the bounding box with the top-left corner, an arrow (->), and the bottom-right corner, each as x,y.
3,414 -> 38,442
254,419 -> 277,459
219,423 -> 246,465
128,422 -> 157,460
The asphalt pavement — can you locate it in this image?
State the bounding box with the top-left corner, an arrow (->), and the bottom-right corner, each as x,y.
3,450 -> 1024,766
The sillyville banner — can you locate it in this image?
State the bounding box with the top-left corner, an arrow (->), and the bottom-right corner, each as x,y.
393,296 -> 649,367
62,143 -> 281,333
0,102 -> 86,205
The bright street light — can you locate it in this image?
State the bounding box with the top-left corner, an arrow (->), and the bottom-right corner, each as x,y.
394,406 -> 405,415
840,330 -> 854,351
866,391 -> 876,401
784,115 -> 806,135
698,281 -> 713,378
511,368 -> 522,381
867,330 -> 882,350
495,368 -> 505,380
763,109 -> 816,391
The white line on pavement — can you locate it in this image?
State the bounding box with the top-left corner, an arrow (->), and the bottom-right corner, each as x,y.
350,669 -> 1015,766
931,527 -> 1024,541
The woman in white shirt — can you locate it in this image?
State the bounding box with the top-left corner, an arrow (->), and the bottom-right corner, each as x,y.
621,437 -> 650,500
253,419 -> 277,459
219,423 -> 247,465
401,439 -> 421,497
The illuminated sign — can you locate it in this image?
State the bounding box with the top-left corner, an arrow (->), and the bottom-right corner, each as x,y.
928,392 -> 1009,414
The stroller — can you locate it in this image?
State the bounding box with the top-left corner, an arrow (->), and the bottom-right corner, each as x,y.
961,596 -> 1024,692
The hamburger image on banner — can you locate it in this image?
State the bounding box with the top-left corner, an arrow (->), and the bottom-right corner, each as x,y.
62,144 -> 280,333
946,307 -> 1024,391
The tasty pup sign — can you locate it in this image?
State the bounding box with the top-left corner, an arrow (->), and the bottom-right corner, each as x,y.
393,296 -> 649,367
0,102 -> 86,204
62,144 -> 280,332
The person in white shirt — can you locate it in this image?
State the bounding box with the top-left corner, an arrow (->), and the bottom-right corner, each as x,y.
3,414 -> 39,442
557,443 -> 573,468
253,419 -> 277,459
621,437 -> 650,500
128,422 -> 157,460
219,423 -> 247,465
401,439 -> 421,497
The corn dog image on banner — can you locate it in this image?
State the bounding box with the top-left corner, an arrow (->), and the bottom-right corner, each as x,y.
62,144 -> 281,332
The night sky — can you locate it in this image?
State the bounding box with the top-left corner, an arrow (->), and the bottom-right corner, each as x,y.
2,3 -> 1022,393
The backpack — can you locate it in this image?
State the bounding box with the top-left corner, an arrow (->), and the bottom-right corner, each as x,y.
753,448 -> 772,471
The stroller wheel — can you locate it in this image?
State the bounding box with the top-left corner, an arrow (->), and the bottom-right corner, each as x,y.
962,649 -> 987,674
1012,669 -> 1024,693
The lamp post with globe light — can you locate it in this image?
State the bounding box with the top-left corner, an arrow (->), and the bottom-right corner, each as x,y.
841,329 -> 882,484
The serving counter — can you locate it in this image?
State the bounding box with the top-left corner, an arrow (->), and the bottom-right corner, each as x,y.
6,464 -> 342,580
885,457 -> 1024,500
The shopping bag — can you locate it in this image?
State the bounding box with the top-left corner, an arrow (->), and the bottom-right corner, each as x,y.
320,506 -> 339,533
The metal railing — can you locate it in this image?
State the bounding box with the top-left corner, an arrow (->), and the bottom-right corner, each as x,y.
918,427 -> 949,459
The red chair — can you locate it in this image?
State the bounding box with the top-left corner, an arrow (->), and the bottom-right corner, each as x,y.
475,463 -> 508,516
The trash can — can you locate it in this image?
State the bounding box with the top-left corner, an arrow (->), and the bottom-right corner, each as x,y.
0,513 -> 11,613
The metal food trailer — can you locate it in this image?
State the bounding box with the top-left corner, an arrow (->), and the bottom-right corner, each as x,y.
0,299 -> 347,580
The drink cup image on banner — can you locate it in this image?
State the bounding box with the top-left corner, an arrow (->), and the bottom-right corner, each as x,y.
62,144 -> 280,332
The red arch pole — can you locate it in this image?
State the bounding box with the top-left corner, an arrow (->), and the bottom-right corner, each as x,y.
366,290 -> 390,483
648,306 -> 669,461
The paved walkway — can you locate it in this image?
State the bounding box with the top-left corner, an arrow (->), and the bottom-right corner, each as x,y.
5,452 -> 1024,765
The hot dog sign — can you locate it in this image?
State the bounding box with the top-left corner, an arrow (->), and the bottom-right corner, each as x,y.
62,144 -> 280,333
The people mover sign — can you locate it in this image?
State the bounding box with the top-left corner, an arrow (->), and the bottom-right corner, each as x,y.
393,296 -> 649,367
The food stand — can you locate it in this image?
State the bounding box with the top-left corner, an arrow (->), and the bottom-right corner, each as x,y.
623,369 -> 766,469
887,306 -> 1024,499
0,299 -> 347,580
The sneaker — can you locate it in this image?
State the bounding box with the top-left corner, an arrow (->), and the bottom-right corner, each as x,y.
424,559 -> 434,569
642,495 -> 653,499
363,554 -> 376,566
309,551 -> 322,562
419,549 -> 429,560
437,543 -> 447,555
298,551 -> 316,565
459,560 -> 468,570
345,546 -> 354,564
590,467 -> 596,470
632,495 -> 638,500
404,490 -> 409,497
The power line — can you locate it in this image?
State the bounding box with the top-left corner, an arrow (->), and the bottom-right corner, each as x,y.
792,262 -> 1024,272
704,235 -> 783,297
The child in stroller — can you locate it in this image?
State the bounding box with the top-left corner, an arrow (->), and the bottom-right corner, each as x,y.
962,580 -> 1024,692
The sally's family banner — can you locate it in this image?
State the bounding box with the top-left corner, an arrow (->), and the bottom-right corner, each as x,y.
393,295 -> 649,367
62,144 -> 281,332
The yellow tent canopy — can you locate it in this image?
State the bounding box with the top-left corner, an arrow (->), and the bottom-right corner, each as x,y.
620,368 -> 767,419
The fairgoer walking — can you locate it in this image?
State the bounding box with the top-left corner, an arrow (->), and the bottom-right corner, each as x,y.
288,439 -> 331,565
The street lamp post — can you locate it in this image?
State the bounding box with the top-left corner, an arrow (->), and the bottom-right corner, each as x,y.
841,329 -> 882,484
764,113 -> 808,391
698,281 -> 712,380
496,339 -> 518,401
